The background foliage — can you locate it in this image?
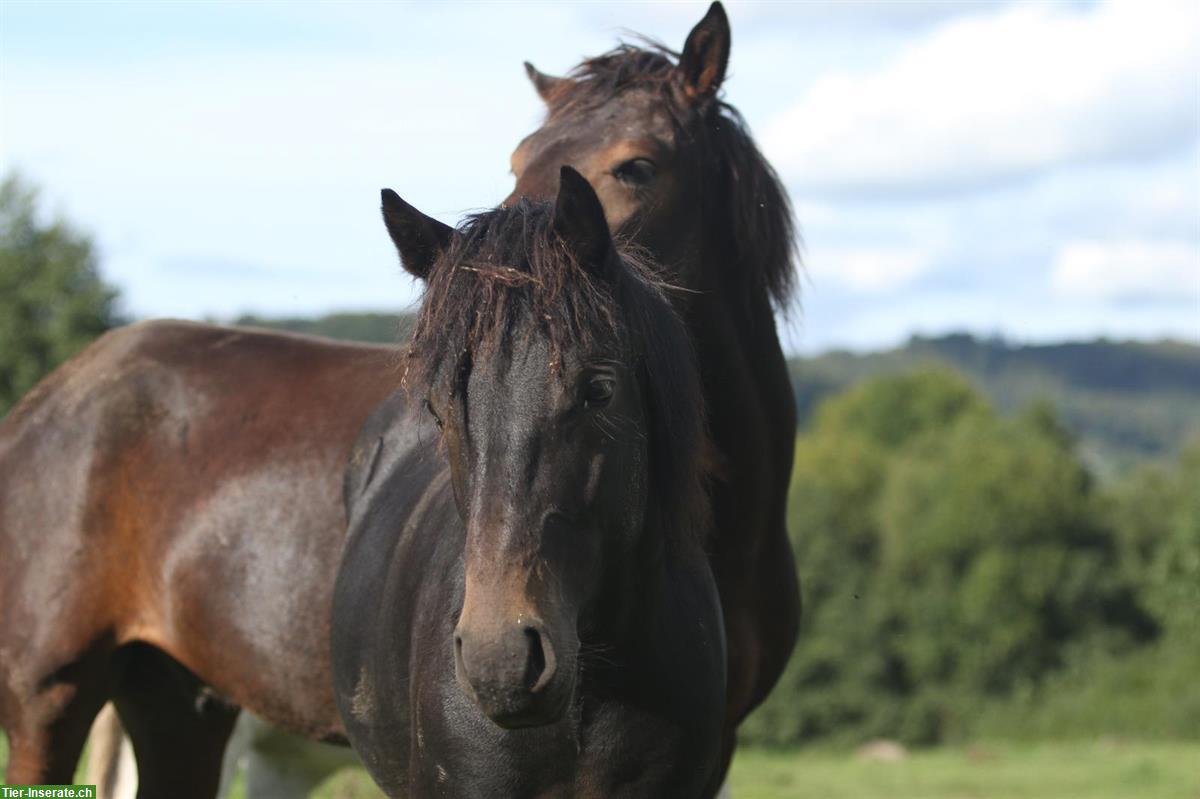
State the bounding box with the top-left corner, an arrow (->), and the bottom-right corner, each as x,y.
742,369 -> 1199,746
0,173 -> 122,416
789,333 -> 1200,478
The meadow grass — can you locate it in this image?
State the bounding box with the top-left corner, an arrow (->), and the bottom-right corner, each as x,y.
728,740 -> 1200,799
2,730 -> 1197,798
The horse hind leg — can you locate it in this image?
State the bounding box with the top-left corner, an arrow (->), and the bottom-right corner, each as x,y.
110,643 -> 238,799
2,642 -> 111,785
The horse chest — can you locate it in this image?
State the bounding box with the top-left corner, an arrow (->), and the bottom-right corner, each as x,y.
406,689 -> 704,798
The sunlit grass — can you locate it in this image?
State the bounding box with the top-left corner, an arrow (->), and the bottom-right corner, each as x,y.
728,740 -> 1200,799
3,730 -> 1198,798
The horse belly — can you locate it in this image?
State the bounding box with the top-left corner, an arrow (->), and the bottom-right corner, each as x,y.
157,457 -> 348,739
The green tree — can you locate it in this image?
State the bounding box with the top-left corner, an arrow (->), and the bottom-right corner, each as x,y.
971,442 -> 1200,741
1107,440 -> 1200,632
742,369 -> 1151,746
0,174 -> 121,415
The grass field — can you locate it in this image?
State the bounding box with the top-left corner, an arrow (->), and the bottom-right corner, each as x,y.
728,741 -> 1200,799
2,731 -> 1198,797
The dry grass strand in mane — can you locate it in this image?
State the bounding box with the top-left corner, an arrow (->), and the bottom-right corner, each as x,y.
405,199 -> 618,388
404,199 -> 711,550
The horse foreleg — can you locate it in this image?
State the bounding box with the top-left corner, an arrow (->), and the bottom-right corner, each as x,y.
110,646 -> 238,799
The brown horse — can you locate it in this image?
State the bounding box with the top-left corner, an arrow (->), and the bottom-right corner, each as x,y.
0,321 -> 394,792
0,1 -> 797,793
510,1 -> 800,771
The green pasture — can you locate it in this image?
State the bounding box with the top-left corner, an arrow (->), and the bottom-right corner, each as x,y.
728,740 -> 1200,799
3,731 -> 1197,798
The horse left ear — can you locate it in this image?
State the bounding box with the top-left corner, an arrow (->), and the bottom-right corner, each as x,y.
677,1 -> 730,104
380,189 -> 454,281
552,166 -> 615,280
524,61 -> 567,104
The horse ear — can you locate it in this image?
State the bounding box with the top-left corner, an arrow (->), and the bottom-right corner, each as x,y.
552,166 -> 615,279
380,189 -> 453,280
677,1 -> 730,104
524,61 -> 566,103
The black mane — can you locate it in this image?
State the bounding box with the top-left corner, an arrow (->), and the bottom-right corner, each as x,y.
543,42 -> 799,313
406,199 -> 710,549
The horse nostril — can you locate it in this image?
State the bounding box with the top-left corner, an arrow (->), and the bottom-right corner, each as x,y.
523,626 -> 555,694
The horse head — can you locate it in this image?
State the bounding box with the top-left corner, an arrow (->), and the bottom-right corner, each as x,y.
508,2 -> 796,312
380,167 -> 707,729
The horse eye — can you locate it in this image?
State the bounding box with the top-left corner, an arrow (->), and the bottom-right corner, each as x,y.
583,377 -> 615,409
423,399 -> 444,430
611,158 -> 657,187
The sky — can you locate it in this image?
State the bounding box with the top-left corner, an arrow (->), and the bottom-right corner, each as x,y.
1,0 -> 1197,354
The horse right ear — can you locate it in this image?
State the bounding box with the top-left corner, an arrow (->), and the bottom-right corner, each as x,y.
677,1 -> 730,104
380,189 -> 454,280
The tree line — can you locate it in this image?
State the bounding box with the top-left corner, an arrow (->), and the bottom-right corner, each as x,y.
790,333 -> 1200,479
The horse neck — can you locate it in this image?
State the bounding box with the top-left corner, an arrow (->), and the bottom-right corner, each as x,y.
677,232 -> 798,547
686,231 -> 797,433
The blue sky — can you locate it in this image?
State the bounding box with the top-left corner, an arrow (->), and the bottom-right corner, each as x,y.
1,0 -> 1196,353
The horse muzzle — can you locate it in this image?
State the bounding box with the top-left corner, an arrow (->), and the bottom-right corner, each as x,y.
454,616 -> 572,728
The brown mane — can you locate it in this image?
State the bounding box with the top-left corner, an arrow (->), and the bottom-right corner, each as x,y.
544,41 -> 799,312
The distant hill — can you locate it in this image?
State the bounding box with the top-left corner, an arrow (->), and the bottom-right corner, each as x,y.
230,314 -> 1199,478
790,333 -> 1200,477
233,312 -> 412,344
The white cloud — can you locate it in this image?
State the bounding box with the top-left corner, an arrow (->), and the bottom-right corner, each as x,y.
1050,239 -> 1200,301
764,0 -> 1200,198
807,244 -> 939,293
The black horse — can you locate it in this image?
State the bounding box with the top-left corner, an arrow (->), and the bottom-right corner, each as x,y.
331,168 -> 726,796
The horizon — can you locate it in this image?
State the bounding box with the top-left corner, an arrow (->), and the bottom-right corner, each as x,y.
225,308 -> 1200,357
2,0 -> 1197,355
